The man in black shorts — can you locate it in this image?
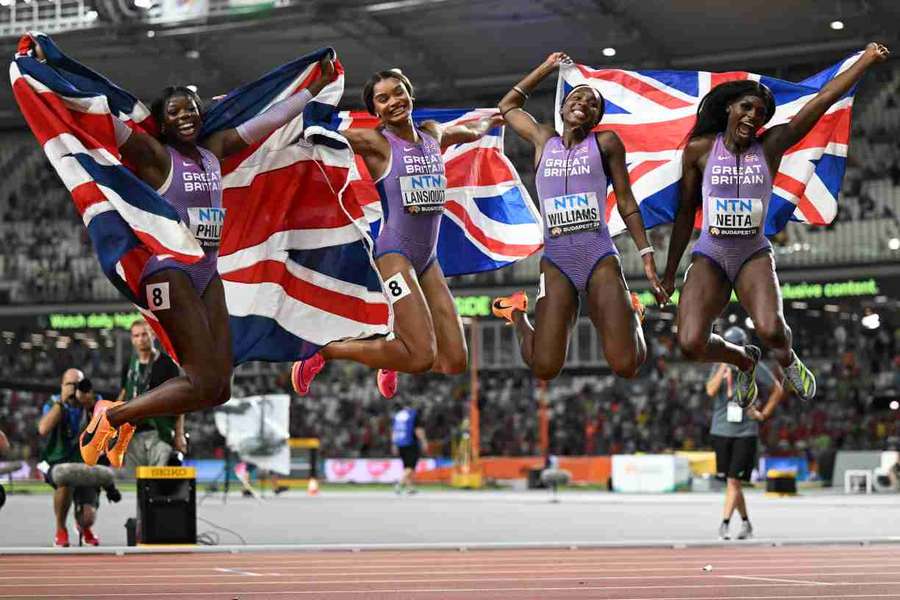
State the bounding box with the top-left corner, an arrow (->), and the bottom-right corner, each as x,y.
707,327 -> 785,540
391,403 -> 427,495
38,369 -> 120,547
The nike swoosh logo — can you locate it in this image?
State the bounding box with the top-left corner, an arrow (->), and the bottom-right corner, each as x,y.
403,147 -> 415,152
493,300 -> 512,310
183,161 -> 193,167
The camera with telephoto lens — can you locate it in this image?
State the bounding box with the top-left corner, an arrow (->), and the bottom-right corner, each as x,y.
75,378 -> 93,393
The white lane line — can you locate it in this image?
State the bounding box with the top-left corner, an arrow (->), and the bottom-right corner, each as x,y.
4,578 -> 900,591
725,575 -> 831,586
5,556 -> 900,574
4,561 -> 900,580
214,567 -> 263,577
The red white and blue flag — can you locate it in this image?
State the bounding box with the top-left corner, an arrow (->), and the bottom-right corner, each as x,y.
11,34 -> 540,365
334,108 -> 542,276
11,33 -> 389,364
555,55 -> 862,235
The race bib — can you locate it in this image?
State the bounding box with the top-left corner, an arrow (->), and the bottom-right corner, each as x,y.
707,197 -> 762,238
726,402 -> 744,423
187,207 -> 226,248
399,174 -> 446,215
543,192 -> 601,238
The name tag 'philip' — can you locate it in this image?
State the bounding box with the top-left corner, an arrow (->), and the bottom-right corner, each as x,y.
399,174 -> 446,215
187,207 -> 226,248
708,197 -> 763,238
544,192 -> 601,238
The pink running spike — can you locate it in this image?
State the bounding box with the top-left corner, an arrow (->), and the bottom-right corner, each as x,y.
291,354 -> 325,396
376,369 -> 398,399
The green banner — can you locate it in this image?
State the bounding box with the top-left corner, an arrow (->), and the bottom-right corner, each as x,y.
48,311 -> 143,331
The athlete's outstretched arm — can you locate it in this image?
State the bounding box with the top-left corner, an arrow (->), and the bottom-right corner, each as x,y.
202,56 -> 338,159
418,114 -> 504,150
763,42 -> 889,160
599,131 -> 668,304
497,52 -> 567,157
662,138 -> 707,294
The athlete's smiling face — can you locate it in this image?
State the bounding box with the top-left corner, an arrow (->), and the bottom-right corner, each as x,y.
561,87 -> 602,130
726,94 -> 768,142
372,77 -> 413,126
163,94 -> 202,144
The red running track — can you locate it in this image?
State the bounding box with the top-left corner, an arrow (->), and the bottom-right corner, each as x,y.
2,544 -> 900,599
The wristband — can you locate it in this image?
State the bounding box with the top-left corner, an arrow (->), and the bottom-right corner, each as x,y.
638,246 -> 654,257
512,85 -> 529,100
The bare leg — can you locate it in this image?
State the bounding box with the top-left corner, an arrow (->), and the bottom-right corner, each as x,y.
107,272 -> 232,427
321,254 -> 438,373
53,486 -> 72,531
513,259 -> 579,381
677,257 -> 753,370
586,256 -> 646,378
723,478 -> 741,520
734,485 -> 748,520
734,253 -> 793,367
419,262 -> 467,374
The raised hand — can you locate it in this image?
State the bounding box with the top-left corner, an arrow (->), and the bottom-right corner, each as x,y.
863,42 -> 890,63
542,52 -> 571,71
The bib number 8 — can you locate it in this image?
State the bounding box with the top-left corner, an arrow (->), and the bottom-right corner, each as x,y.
146,282 -> 171,311
384,272 -> 411,304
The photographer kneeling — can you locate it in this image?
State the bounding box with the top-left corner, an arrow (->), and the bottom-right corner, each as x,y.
37,369 -> 121,547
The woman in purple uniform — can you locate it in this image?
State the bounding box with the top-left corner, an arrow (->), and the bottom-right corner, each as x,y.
25,38 -> 338,466
491,52 -> 668,381
291,69 -> 501,398
662,42 -> 889,407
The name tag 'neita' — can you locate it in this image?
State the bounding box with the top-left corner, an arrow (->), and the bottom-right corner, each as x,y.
708,197 -> 763,238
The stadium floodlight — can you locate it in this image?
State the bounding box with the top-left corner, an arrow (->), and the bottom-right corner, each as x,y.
602,47 -> 616,57
830,20 -> 844,30
85,9 -> 99,20
889,237 -> 900,250
133,0 -> 153,8
0,0 -> 11,7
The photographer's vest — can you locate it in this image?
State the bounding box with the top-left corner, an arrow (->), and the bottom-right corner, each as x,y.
123,354 -> 176,443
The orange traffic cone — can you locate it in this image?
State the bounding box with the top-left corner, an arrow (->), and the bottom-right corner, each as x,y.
307,478 -> 319,496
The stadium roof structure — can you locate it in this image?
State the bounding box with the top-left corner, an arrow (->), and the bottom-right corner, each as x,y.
0,0 -> 897,127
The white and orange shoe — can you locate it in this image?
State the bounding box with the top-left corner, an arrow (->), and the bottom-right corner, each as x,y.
376,369 -> 398,399
291,353 -> 325,396
106,421 -> 135,469
492,291 -> 528,324
79,400 -> 119,466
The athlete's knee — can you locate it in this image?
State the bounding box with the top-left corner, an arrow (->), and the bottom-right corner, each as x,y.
434,347 -> 468,375
533,356 -> 564,381
678,329 -> 709,361
186,371 -> 229,407
755,317 -> 788,348
404,334 -> 437,373
609,352 -> 642,379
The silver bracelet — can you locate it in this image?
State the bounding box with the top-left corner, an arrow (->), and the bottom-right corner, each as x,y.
638,246 -> 654,257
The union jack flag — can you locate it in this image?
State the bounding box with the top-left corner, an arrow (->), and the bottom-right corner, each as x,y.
334,108 -> 542,276
555,54 -> 862,235
11,33 -> 389,364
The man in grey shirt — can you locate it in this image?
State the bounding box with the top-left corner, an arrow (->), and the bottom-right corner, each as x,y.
707,326 -> 786,541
